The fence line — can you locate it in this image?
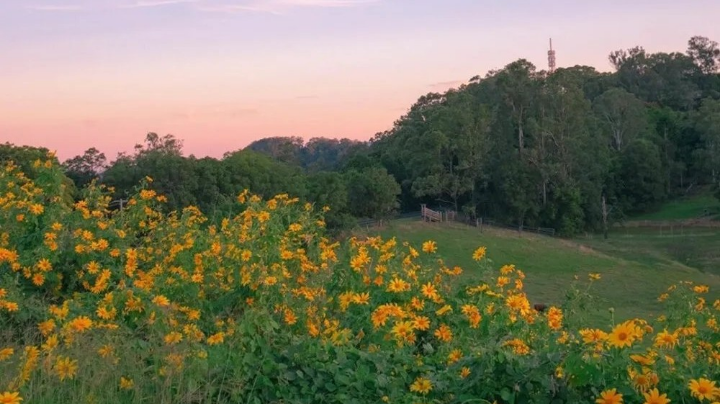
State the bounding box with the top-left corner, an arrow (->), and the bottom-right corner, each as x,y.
620,219 -> 720,229
449,212 -> 556,237
420,204 -> 443,222
354,206 -> 556,237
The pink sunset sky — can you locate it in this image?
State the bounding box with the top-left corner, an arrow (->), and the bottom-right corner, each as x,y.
1,0 -> 720,161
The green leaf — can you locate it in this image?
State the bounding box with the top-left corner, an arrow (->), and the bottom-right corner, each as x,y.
501,387 -> 512,401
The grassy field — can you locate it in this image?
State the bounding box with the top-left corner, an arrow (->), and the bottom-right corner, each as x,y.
581,227 -> 720,276
632,193 -> 720,220
360,219 -> 720,324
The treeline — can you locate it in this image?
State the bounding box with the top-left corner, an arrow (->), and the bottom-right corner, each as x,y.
364,36 -> 720,235
4,134 -> 399,231
3,35 -> 720,236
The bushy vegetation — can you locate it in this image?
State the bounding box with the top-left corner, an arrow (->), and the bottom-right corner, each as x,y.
1,153 -> 718,404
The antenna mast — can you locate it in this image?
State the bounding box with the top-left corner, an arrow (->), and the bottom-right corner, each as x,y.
548,38 -> 556,73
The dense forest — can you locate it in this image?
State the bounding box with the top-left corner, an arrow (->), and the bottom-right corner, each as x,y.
3,35 -> 720,236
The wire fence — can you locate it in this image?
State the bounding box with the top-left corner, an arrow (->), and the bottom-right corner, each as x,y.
354,208 -> 556,237
355,211 -> 421,229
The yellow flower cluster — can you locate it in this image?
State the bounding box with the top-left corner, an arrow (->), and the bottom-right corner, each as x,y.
0,159 -> 718,404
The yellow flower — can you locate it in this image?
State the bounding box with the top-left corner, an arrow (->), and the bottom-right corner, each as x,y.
505,294 -> 531,314
580,328 -> 607,344
409,377 -> 432,395
352,292 -> 370,305
460,367 -> 471,378
547,306 -> 563,330
54,356 -> 78,381
152,295 -> 170,307
29,204 -> 44,215
421,240 -> 436,254
654,329 -> 679,349
139,189 -> 156,200
164,332 -> 183,345
595,388 -> 623,404
693,285 -> 709,293
496,276 -> 510,288
38,319 -> 56,336
433,324 -> 453,342
284,308 -> 297,325
31,273 -> 45,286
629,367 -> 658,393
503,338 -> 531,355
207,332 -> 225,345
0,392 -> 22,404
120,377 -> 134,390
447,349 -> 462,365
421,282 -> 439,300
69,316 -> 93,332
472,246 -> 487,261
41,334 -> 58,351
589,273 -> 601,281
36,258 -> 52,272
607,321 -> 638,349
689,378 -> 716,401
390,320 -> 415,345
412,316 -> 430,331
435,305 -> 452,316
0,348 -> 13,361
387,278 -> 410,293
642,388 -> 670,404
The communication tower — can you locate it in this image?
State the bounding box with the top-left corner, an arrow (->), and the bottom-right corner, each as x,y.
548,38 -> 556,73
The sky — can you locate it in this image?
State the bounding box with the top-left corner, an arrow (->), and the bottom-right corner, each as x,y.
1,0 -> 720,161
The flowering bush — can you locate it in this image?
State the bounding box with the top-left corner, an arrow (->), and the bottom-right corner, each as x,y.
0,155 -> 718,404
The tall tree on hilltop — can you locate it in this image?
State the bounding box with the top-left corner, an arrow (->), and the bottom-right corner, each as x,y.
407,91 -> 491,213
687,36 -> 720,74
530,72 -> 601,233
245,136 -> 304,166
494,59 -> 539,156
593,88 -> 648,152
135,132 -> 184,156
63,147 -> 107,188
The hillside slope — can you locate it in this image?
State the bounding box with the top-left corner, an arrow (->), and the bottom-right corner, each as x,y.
361,219 -> 720,323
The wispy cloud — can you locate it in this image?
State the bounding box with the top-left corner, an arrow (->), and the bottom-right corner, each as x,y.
196,2 -> 281,14
276,0 -> 379,7
26,0 -> 379,13
196,0 -> 380,14
120,0 -> 200,8
26,4 -> 85,11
